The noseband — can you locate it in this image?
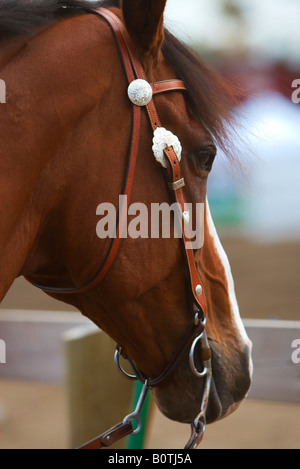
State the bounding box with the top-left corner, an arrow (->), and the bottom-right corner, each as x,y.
33,7 -> 212,449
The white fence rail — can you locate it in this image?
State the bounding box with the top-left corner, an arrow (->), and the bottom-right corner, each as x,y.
244,319 -> 300,402
0,310 -> 299,403
0,309 -> 90,382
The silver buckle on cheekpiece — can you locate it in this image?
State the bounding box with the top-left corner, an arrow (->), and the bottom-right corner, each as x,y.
152,127 -> 182,168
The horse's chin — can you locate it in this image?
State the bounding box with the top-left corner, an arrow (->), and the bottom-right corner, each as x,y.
152,374 -> 223,424
152,340 -> 251,424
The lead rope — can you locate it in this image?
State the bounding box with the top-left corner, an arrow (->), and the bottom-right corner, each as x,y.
114,330 -> 212,449
78,381 -> 149,449
78,338 -> 211,450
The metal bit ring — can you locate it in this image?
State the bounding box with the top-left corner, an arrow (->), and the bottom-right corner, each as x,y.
114,346 -> 137,380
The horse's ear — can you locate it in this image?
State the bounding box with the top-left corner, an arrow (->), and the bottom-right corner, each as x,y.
121,0 -> 167,55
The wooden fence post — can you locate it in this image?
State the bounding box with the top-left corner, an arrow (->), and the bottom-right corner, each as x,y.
64,325 -> 135,449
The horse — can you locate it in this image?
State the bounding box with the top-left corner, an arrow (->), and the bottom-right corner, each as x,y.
0,0 -> 252,448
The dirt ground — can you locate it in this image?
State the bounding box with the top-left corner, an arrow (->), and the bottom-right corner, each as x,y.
0,379 -> 299,449
0,238 -> 299,449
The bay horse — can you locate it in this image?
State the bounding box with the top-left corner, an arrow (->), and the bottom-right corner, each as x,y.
0,0 -> 252,448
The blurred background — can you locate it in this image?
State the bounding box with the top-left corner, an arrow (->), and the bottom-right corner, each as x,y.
0,0 -> 299,449
166,0 -> 300,322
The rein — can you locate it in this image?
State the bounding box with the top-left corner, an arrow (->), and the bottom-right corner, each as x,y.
33,7 -> 212,449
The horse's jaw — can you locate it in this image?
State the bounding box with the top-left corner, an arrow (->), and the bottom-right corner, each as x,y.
152,340 -> 252,424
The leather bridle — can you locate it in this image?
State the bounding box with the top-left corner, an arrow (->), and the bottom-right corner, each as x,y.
33,7 -> 212,449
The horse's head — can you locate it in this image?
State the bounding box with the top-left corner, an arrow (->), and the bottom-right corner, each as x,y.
81,0 -> 252,426
17,0 -> 252,432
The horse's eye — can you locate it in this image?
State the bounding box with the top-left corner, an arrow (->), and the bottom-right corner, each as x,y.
198,146 -> 216,172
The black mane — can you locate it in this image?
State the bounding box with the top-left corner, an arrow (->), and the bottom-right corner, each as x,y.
0,0 -> 114,39
0,0 -> 240,156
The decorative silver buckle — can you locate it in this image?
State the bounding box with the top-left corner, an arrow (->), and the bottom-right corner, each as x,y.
152,127 -> 182,168
128,79 -> 153,106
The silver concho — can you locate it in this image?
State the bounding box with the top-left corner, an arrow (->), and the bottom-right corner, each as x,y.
152,127 -> 182,168
127,79 -> 153,106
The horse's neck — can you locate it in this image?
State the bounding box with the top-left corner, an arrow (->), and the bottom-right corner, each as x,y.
0,15 -> 112,301
0,36 -> 28,69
